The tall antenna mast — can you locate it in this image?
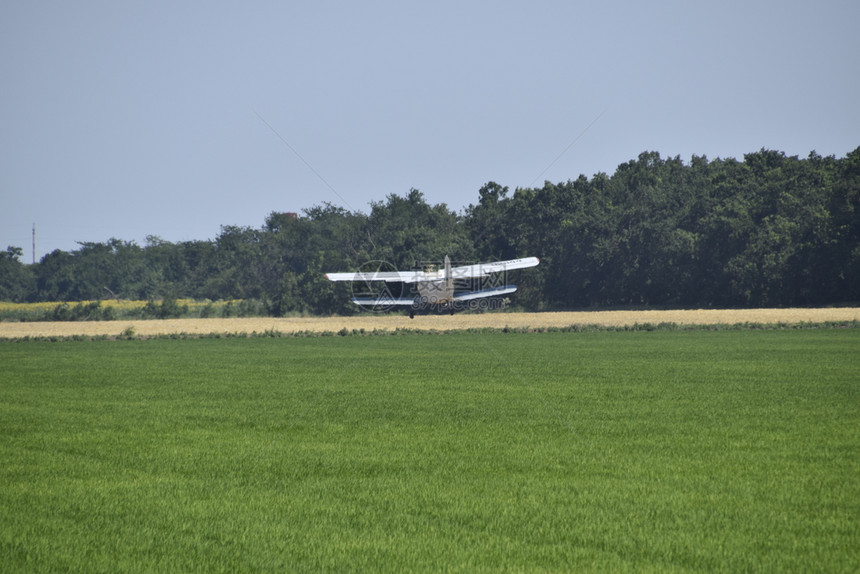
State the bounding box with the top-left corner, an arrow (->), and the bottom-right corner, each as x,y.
32,223 -> 36,264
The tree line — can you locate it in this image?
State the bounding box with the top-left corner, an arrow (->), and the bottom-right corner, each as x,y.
2,148 -> 858,313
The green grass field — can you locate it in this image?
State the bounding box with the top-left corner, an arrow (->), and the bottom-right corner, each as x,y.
1,330 -> 858,572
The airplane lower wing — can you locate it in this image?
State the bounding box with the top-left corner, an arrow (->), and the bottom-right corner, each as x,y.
452,285 -> 518,301
349,296 -> 416,306
351,285 -> 517,307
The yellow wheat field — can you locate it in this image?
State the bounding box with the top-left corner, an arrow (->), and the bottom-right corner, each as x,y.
0,308 -> 857,339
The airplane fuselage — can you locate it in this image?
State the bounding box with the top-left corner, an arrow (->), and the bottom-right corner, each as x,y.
415,255 -> 454,305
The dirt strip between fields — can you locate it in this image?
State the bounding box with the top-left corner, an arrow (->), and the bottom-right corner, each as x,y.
1,308 -> 858,339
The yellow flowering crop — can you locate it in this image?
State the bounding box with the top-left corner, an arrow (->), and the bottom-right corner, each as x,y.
0,299 -> 245,321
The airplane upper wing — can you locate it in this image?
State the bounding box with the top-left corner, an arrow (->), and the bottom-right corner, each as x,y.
325,257 -> 539,283
325,270 -> 427,283
450,257 -> 540,279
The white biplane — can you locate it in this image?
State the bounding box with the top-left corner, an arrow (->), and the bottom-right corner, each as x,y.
325,256 -> 539,318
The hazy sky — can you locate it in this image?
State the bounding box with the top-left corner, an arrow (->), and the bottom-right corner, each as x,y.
2,0 -> 858,261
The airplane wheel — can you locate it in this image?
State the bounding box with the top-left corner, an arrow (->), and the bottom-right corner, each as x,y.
409,310 -> 414,319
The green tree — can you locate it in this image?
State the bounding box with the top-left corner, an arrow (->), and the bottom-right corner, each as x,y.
366,189 -> 474,269
826,146 -> 860,302
261,204 -> 368,315
0,246 -> 35,302
14,146 -> 859,311
465,182 -> 515,261
199,226 -> 265,300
